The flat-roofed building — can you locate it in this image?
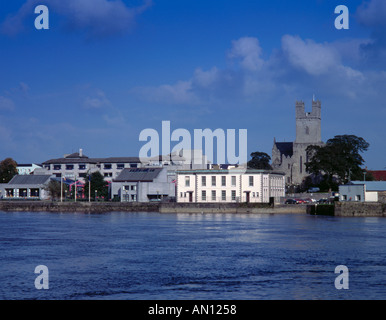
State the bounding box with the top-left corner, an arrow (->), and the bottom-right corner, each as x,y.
176,169 -> 285,203
339,181 -> 386,203
111,167 -> 175,202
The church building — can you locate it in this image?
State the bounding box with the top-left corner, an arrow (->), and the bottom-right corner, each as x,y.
272,99 -> 324,186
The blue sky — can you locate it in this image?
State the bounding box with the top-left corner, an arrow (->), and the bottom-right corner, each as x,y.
0,0 -> 385,169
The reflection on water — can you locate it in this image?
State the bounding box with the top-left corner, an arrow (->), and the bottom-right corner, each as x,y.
0,211 -> 385,300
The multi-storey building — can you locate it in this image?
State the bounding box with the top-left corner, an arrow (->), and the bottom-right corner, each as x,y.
176,169 -> 285,203
41,149 -> 142,182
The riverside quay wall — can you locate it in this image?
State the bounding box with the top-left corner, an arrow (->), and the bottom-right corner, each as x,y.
0,201 -> 160,213
308,202 -> 386,217
334,202 -> 386,217
0,201 -> 307,214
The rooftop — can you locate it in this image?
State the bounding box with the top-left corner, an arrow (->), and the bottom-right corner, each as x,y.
8,175 -> 52,185
348,181 -> 386,191
114,168 -> 163,182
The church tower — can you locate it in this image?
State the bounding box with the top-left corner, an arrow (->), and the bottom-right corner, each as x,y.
272,98 -> 324,186
295,99 -> 321,144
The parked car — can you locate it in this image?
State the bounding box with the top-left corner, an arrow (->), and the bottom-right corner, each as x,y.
295,199 -> 306,204
307,187 -> 320,193
285,199 -> 297,204
317,198 -> 329,204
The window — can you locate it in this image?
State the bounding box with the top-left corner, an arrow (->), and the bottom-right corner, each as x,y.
30,189 -> 39,197
211,176 -> 216,186
249,176 -> 254,186
131,163 -> 138,168
104,164 -> 112,170
78,164 -> 86,170
211,190 -> 216,201
221,190 -> 226,201
53,164 -> 61,170
44,165 -> 50,170
342,195 -> 347,201
355,195 -> 361,201
231,190 -> 236,201
201,190 -> 206,201
117,164 -> 124,170
256,192 -> 259,198
201,176 -> 206,187
185,176 -> 190,187
180,192 -> 183,198
66,164 -> 74,170
221,176 -> 226,186
231,176 -> 236,187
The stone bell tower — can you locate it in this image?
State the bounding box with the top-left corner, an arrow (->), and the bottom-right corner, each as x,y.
295,99 -> 322,144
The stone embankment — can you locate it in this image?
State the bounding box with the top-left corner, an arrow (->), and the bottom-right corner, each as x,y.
0,201 -> 306,214
1,200 -> 384,216
308,202 -> 386,217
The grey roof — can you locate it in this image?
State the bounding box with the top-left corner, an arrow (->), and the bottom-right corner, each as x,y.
93,157 -> 141,163
114,168 -> 162,182
275,142 -> 293,157
43,156 -> 141,164
64,152 -> 89,159
350,181 -> 386,191
8,175 -> 51,185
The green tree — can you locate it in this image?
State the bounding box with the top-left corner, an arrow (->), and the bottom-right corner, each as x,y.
84,171 -> 109,200
306,134 -> 370,188
44,180 -> 68,200
247,151 -> 272,170
0,158 -> 18,183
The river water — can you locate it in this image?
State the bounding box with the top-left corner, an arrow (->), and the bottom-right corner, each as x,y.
0,211 -> 385,300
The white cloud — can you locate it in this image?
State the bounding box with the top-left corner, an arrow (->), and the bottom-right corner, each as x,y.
356,0 -> 386,27
281,35 -> 340,76
1,0 -> 152,38
228,37 -> 264,71
131,80 -> 199,105
83,90 -> 111,109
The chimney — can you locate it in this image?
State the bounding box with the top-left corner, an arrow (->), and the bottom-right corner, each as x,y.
79,148 -> 83,157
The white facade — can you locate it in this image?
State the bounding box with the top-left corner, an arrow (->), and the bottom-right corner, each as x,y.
176,169 -> 285,203
17,164 -> 42,175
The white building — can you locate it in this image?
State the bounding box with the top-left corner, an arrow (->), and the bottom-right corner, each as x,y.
41,149 -> 142,182
17,163 -> 42,175
176,169 -> 285,203
0,175 -> 51,200
339,181 -> 386,202
111,167 -> 175,202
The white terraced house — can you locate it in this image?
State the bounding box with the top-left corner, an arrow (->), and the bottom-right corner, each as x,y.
176,169 -> 285,203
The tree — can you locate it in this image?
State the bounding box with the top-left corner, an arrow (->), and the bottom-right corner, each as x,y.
306,134 -> 370,188
247,151 -> 272,170
0,158 -> 18,183
44,180 -> 68,200
83,171 -> 109,200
